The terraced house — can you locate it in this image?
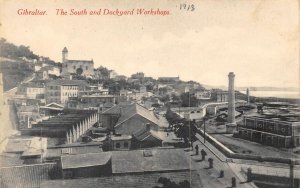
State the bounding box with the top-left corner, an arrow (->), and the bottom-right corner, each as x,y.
45,80 -> 87,105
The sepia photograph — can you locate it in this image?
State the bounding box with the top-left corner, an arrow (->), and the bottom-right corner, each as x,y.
0,0 -> 299,187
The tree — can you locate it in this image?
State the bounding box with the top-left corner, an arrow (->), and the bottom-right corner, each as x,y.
156,177 -> 190,188
76,68 -> 83,75
171,93 -> 180,101
180,92 -> 199,107
0,38 -> 39,59
165,107 -> 183,127
99,66 -> 109,77
174,120 -> 198,145
160,94 -> 170,103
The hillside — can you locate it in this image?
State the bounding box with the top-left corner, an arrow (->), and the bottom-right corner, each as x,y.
0,57 -> 34,91
0,38 -> 39,91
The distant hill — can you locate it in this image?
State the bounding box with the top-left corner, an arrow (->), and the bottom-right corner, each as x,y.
202,84 -> 298,92
237,86 -> 298,92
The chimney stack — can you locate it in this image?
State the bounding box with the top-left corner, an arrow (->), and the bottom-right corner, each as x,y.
246,88 -> 250,105
146,123 -> 151,131
226,72 -> 237,133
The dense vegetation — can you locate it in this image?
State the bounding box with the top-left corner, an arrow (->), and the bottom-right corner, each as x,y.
154,176 -> 190,188
0,38 -> 39,60
0,38 -> 36,91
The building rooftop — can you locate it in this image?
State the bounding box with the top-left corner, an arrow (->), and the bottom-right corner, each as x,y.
61,152 -> 111,169
110,135 -> 132,141
111,148 -> 192,174
41,171 -> 201,188
22,82 -> 45,88
33,110 -> 96,130
67,60 -> 94,64
40,103 -> 64,111
17,105 -> 39,113
46,79 -> 88,86
45,144 -> 103,159
246,114 -> 300,123
133,127 -> 162,142
5,136 -> 47,154
103,103 -> 168,128
81,94 -> 115,98
0,153 -> 24,167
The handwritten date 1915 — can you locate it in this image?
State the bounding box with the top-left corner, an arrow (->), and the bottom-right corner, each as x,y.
179,4 -> 195,11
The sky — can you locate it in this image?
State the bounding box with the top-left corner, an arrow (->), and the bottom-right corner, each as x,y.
0,0 -> 299,88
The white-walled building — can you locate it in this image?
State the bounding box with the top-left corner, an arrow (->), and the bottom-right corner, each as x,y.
61,47 -> 94,77
45,80 -> 87,105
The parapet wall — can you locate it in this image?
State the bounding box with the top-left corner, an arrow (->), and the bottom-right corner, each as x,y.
198,129 -> 300,165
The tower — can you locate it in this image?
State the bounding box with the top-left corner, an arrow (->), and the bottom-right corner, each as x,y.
246,88 -> 250,105
62,47 -> 68,63
0,73 -> 3,109
61,47 -> 68,76
226,72 -> 236,133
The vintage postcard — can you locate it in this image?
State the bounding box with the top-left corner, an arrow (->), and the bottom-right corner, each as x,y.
0,0 -> 299,187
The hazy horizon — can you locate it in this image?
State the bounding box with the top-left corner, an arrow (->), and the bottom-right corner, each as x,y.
0,0 -> 299,88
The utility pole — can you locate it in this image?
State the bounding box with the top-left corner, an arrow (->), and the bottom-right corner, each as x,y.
203,116 -> 206,143
290,159 -> 295,188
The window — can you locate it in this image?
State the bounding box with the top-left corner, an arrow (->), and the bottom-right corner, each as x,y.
86,66 -> 88,70
116,143 -> 120,148
73,66 -> 76,70
124,142 -> 128,148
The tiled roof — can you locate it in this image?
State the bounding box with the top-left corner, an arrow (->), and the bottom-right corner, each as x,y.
103,103 -> 168,128
133,127 -> 162,142
102,103 -> 135,114
46,79 -> 88,86
67,60 -> 94,64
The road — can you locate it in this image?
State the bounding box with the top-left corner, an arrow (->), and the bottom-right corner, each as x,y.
188,135 -> 256,188
0,73 -> 35,152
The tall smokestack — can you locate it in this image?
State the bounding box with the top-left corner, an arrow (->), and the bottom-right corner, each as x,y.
226,72 -> 236,133
246,88 -> 250,105
0,73 -> 3,108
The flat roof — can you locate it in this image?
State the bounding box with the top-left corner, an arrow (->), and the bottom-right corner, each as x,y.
81,95 -> 115,98
111,135 -> 132,141
40,171 -> 202,188
5,137 -> 47,153
45,145 -> 103,159
61,152 -> 111,169
111,148 -> 192,174
245,114 -> 300,123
